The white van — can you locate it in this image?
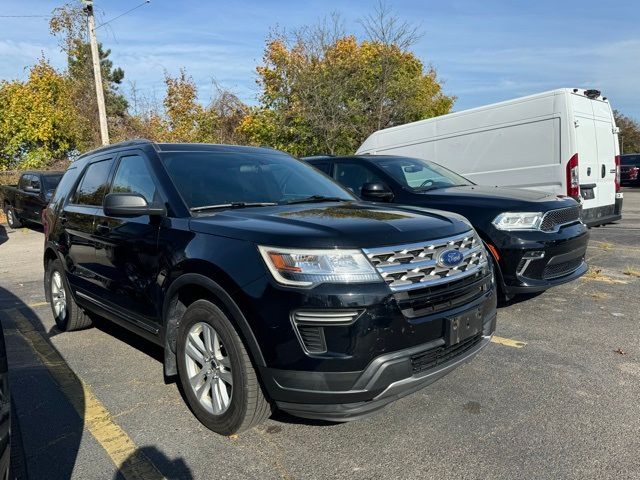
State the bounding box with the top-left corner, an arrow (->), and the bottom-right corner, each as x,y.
357,88 -> 623,226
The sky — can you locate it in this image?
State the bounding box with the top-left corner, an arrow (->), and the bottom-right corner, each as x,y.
1,0 -> 639,119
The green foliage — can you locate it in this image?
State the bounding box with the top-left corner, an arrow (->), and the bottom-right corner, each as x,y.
614,110 -> 640,154
0,58 -> 80,169
239,30 -> 455,156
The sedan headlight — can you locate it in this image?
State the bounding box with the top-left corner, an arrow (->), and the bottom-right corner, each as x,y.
492,212 -> 543,231
258,246 -> 381,287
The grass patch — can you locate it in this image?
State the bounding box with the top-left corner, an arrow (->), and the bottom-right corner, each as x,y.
582,267 -> 628,284
623,266 -> 640,278
598,242 -> 614,251
589,292 -> 610,300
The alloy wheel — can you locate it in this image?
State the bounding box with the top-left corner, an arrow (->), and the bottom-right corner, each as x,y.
51,271 -> 67,321
184,322 -> 233,415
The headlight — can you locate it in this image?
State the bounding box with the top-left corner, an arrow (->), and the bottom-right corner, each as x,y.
258,246 -> 381,287
492,212 -> 543,231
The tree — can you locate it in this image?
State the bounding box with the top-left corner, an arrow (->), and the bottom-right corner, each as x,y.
50,3 -> 128,149
0,58 -> 80,169
614,109 -> 640,154
239,5 -> 454,156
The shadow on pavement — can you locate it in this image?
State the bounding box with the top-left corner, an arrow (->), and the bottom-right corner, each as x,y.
0,286 -> 190,479
115,446 -> 193,480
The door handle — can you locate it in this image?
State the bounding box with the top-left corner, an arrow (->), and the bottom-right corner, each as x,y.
59,214 -> 68,225
96,223 -> 110,234
601,165 -> 606,178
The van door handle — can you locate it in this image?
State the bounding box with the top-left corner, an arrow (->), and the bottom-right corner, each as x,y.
601,165 -> 606,178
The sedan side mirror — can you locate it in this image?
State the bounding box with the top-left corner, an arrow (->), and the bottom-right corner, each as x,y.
361,182 -> 394,202
103,193 -> 166,217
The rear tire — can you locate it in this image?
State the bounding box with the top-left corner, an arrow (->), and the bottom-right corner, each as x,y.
45,259 -> 92,331
176,299 -> 272,435
5,206 -> 22,229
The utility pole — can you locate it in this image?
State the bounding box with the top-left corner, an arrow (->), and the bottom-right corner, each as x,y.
83,0 -> 109,145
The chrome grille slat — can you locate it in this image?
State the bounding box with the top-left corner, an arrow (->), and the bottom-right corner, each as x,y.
364,231 -> 488,292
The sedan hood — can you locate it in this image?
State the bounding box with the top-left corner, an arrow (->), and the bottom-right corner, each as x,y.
189,202 -> 471,249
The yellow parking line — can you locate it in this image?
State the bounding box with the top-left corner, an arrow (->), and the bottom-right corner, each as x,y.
27,301 -> 49,308
9,308 -> 166,480
491,336 -> 527,348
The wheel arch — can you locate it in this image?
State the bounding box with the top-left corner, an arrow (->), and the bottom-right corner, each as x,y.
162,272 -> 266,377
43,246 -> 61,303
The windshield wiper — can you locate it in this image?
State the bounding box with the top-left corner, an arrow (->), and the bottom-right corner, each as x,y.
190,202 -> 277,212
283,195 -> 352,205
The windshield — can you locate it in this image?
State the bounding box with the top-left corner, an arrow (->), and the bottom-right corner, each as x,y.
42,174 -> 63,191
160,150 -> 355,210
621,154 -> 640,165
374,156 -> 472,191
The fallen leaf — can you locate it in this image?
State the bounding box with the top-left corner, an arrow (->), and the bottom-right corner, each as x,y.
614,348 -> 626,355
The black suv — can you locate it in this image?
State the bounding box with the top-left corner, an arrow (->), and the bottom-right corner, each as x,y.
621,153 -> 640,186
43,141 -> 497,435
305,155 -> 589,299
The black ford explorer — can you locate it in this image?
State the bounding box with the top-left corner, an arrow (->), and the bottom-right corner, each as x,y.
305,155 -> 589,300
42,141 -> 496,435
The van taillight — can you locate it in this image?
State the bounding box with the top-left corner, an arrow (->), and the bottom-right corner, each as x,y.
566,153 -> 580,198
614,155 -> 621,192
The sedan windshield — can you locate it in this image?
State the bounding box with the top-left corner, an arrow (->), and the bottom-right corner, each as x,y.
160,150 -> 355,210
374,156 -> 472,192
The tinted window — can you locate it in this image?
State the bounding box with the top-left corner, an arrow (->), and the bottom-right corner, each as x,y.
375,157 -> 472,191
74,160 -> 113,206
19,175 -> 31,190
111,154 -> 158,204
42,174 -> 63,192
312,162 -> 332,175
621,154 -> 640,165
51,168 -> 78,206
160,151 -> 354,209
31,176 -> 41,190
333,163 -> 385,196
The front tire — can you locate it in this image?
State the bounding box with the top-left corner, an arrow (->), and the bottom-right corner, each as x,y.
45,259 -> 92,331
5,206 -> 22,229
176,300 -> 272,435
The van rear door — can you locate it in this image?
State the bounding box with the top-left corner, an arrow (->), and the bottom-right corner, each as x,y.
572,94 -> 616,214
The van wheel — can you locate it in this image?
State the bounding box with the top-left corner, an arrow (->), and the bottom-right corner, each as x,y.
5,206 -> 22,229
176,299 -> 272,435
45,259 -> 92,331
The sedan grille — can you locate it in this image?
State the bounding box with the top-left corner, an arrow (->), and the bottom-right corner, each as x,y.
540,206 -> 581,232
363,231 -> 488,292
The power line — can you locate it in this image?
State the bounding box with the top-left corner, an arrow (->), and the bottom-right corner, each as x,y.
96,0 -> 150,29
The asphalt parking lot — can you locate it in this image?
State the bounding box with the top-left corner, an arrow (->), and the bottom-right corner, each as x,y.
1,190 -> 639,480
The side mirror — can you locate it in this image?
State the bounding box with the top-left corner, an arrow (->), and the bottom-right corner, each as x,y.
24,185 -> 40,194
361,182 -> 394,201
103,193 -> 166,217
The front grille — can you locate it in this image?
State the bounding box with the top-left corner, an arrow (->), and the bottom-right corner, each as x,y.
540,206 -> 581,232
395,267 -> 492,318
363,231 -> 488,292
411,334 -> 483,375
542,256 -> 584,280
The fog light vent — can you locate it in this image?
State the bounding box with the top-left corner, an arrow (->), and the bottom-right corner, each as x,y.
291,310 -> 362,354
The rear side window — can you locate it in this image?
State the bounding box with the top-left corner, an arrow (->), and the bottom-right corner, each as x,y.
111,154 -> 158,204
74,159 -> 113,206
333,163 -> 385,195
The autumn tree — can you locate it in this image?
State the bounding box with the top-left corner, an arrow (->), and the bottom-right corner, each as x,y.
0,58 -> 81,169
614,110 -> 640,154
239,6 -> 454,156
50,2 -> 128,149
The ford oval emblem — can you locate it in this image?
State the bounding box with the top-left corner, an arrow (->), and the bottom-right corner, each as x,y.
439,249 -> 464,267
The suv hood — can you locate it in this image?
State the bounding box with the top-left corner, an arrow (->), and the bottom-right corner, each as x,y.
189,202 -> 471,249
417,185 -> 578,212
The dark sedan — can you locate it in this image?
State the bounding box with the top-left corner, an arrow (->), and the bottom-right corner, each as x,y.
621,154 -> 640,186
305,155 -> 589,300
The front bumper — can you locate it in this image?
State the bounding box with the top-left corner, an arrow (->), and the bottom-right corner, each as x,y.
258,293 -> 497,421
492,222 -> 589,295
